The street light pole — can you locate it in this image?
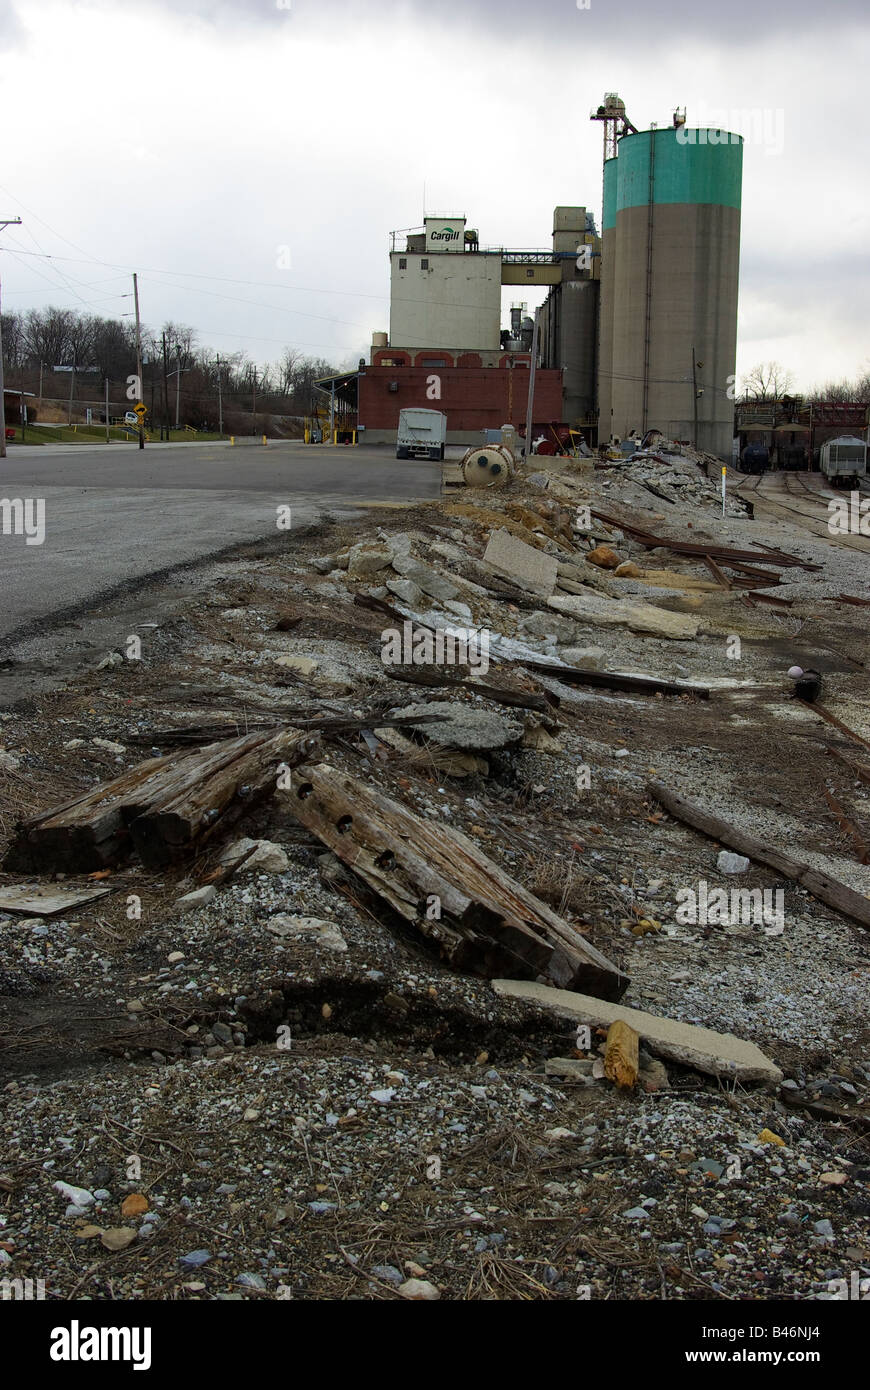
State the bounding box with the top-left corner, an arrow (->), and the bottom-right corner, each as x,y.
216,356 -> 223,437
175,345 -> 182,429
133,272 -> 145,450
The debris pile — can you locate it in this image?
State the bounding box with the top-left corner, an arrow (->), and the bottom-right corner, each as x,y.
1,445 -> 869,1301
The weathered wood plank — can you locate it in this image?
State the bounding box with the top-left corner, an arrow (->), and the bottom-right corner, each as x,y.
7,729 -> 321,872
647,780 -> 870,933
281,761 -> 627,999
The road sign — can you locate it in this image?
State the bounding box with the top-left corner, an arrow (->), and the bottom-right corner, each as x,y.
133,402 -> 147,420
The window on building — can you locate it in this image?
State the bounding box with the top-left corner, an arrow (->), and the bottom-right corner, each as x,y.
398,258 -> 407,269
421,258 -> 429,269
421,358 -> 446,367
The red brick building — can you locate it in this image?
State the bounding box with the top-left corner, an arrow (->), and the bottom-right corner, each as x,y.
358,353 -> 563,444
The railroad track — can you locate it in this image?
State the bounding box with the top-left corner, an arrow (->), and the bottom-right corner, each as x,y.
733,469 -> 870,552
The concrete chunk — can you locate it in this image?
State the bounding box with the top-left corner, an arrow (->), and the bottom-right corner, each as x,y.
482,529 -> 558,598
391,554 -> 459,602
347,542 -> 394,577
492,979 -> 782,1084
548,593 -> 698,640
387,701 -> 521,750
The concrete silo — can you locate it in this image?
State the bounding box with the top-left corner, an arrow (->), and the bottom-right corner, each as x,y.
599,126 -> 742,459
596,159 -> 618,439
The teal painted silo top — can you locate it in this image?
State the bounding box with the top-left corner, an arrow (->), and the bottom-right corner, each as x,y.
603,128 -> 743,228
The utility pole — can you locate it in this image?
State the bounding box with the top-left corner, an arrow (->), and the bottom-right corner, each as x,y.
162,332 -> 171,442
252,366 -> 257,435
105,376 -> 110,444
133,272 -> 144,450
216,355 -> 223,437
175,345 -> 182,429
523,312 -> 540,460
0,216 -> 23,460
68,363 -> 76,425
38,361 -> 44,408
692,345 -> 699,450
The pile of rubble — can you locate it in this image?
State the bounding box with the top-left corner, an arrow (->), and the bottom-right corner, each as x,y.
597,443 -> 749,517
1,450 -> 869,1301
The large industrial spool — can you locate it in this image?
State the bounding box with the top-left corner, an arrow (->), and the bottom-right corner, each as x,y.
460,444 -> 513,489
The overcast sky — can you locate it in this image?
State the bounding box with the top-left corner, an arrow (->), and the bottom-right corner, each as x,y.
0,0 -> 867,391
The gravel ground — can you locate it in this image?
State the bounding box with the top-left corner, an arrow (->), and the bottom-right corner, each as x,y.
2,464 -> 869,1301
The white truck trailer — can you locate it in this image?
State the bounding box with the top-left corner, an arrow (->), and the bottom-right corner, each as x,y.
396,408 -> 446,461
819,435 -> 867,488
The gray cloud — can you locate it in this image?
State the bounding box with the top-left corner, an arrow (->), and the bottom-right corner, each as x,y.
33,0 -> 870,43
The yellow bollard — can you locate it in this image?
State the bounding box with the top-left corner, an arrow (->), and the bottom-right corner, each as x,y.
230,435 -> 235,446
262,434 -> 267,446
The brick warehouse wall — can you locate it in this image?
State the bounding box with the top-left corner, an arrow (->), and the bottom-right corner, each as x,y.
358,365 -> 563,433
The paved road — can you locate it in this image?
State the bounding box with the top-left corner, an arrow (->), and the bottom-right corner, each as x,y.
0,441 -> 441,643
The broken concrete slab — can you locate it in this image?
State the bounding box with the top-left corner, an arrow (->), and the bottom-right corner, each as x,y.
560,646 -> 606,667
518,609 -> 579,643
545,1057 -> 594,1078
387,701 -> 522,750
218,837 -> 290,874
548,593 -> 699,640
390,554 -> 460,603
274,654 -> 319,675
386,578 -> 424,607
492,979 -> 782,1083
347,542 -> 394,577
482,529 -> 558,598
0,884 -> 112,916
267,913 -> 348,953
176,885 -> 217,908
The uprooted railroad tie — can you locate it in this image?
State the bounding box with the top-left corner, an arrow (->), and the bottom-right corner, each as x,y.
6,728 -> 321,872
281,761 -> 627,1000
7,713 -> 459,872
647,780 -> 870,933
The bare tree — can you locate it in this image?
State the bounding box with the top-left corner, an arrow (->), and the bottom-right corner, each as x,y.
741,361 -> 794,403
90,316 -> 134,380
23,307 -> 77,368
161,322 -> 197,370
0,311 -> 25,371
276,347 -> 304,396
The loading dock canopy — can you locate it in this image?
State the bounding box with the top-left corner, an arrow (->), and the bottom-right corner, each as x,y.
314,371 -> 359,410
